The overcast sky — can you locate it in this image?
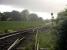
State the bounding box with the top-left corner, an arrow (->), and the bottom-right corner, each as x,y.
0,0 -> 67,19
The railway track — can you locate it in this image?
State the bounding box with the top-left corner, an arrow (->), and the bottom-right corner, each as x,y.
0,26 -> 46,50
0,28 -> 36,50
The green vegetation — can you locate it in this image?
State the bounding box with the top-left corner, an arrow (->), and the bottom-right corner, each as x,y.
38,24 -> 57,50
0,21 -> 45,32
0,9 -> 57,50
0,9 -> 45,33
54,9 -> 67,50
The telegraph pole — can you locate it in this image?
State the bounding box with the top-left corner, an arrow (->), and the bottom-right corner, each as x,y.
51,13 -> 54,25
51,12 -> 55,33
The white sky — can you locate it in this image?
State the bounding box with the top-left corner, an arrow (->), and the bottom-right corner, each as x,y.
0,5 -> 57,19
0,0 -> 67,19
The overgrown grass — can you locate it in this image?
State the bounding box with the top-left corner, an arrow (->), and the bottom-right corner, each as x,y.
0,21 -> 45,32
38,31 -> 57,50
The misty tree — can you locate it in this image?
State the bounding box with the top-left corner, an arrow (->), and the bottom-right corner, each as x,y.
0,13 -> 7,21
21,9 -> 29,21
28,13 -> 38,21
38,17 -> 43,22
3,12 -> 12,21
0,12 -> 2,21
0,11 -> 22,21
0,9 -> 44,22
10,10 -> 22,21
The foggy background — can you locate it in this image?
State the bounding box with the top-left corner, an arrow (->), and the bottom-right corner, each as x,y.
0,0 -> 67,19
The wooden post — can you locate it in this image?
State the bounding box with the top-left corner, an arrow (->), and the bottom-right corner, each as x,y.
35,29 -> 39,50
8,37 -> 24,50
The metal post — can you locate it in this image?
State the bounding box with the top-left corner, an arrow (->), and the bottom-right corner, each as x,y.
51,13 -> 54,25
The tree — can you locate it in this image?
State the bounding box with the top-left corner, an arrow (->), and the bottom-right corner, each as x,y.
28,13 -> 38,21
21,9 -> 29,21
0,13 -> 7,21
0,12 -> 3,21
10,10 -> 22,21
55,9 -> 67,50
55,19 -> 67,50
0,9 -> 44,21
38,17 -> 43,22
57,9 -> 67,23
3,12 -> 12,21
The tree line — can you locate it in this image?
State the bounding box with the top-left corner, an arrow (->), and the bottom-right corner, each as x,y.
0,9 -> 43,22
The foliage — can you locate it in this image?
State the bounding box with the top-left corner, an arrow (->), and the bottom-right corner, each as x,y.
55,9 -> 67,50
39,30 -> 57,50
0,9 -> 43,22
55,19 -> 67,50
0,21 -> 45,33
57,9 -> 67,23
